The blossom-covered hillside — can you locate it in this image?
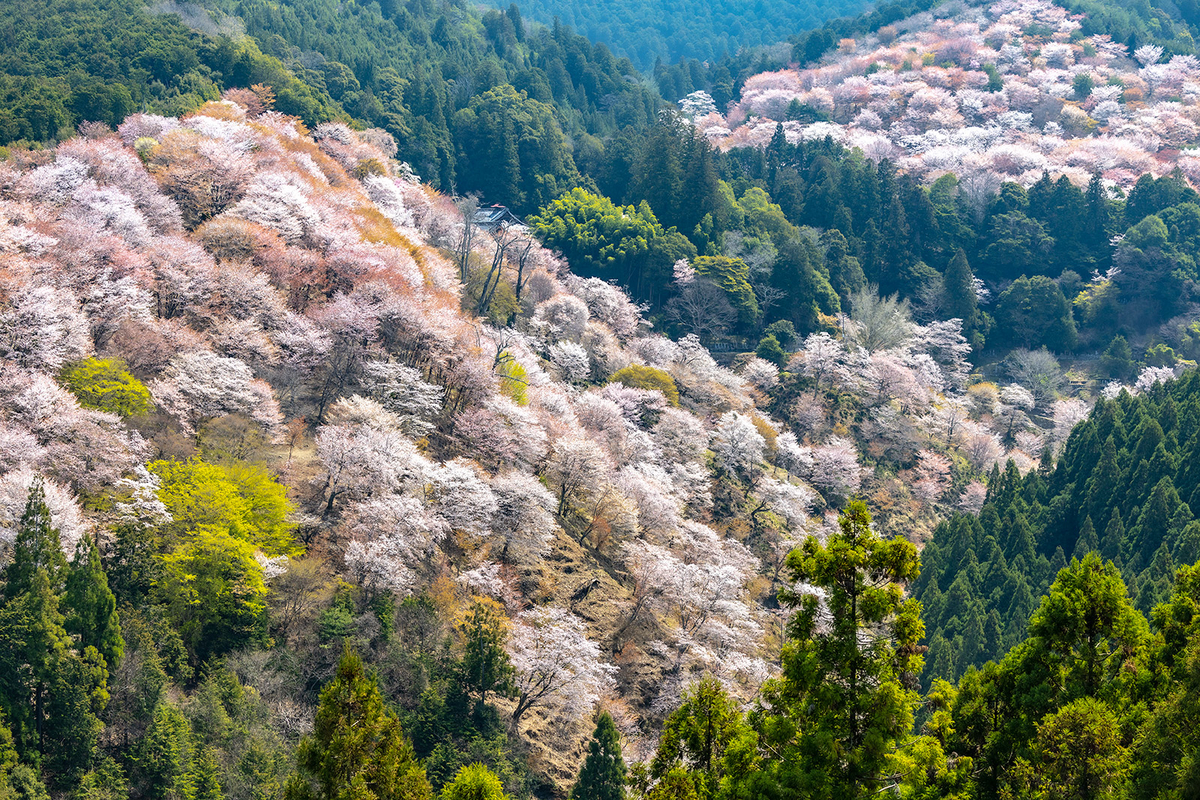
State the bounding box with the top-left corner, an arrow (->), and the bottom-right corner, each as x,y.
0,86 -> 1111,793
688,0 -> 1200,192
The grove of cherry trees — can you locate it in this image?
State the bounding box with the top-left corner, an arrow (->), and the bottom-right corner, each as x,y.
685,0 -> 1200,192
0,88 -> 1168,793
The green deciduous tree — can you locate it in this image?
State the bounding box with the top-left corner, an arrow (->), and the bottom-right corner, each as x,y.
149,459 -> 297,557
155,530 -> 270,662
58,358 -> 153,417
438,764 -> 506,800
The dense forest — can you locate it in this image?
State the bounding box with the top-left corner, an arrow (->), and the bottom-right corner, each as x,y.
470,0 -> 869,70
9,0 -> 1200,796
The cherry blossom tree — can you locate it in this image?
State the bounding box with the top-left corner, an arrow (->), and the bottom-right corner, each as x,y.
653,408 -> 710,465
490,472 -> 559,565
508,607 -> 616,728
452,395 -> 548,472
548,341 -> 591,384
1135,365 -> 1176,392
805,437 -> 863,498
794,332 -> 847,396
314,403 -> 431,513
0,284 -> 93,372
545,435 -> 613,515
711,412 -> 766,482
911,449 -> 953,504
152,350 -> 282,434
361,361 -> 444,438
957,480 -> 988,515
426,459 -> 497,538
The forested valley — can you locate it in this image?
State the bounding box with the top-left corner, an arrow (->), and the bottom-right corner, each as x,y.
6,0 -> 1200,797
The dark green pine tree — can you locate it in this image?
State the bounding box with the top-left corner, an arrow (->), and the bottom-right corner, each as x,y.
1072,516 -> 1099,561
3,480 -> 68,600
287,645 -> 431,800
0,568 -> 69,756
943,248 -> 977,330
64,537 -> 123,671
571,711 -> 626,800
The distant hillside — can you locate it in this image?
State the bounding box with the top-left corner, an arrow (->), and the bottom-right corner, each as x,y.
474,0 -> 872,70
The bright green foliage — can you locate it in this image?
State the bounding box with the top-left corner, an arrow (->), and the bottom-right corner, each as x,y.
1009,697 -> 1125,800
64,537 -> 123,671
74,755 -> 129,800
692,256 -> 760,332
189,748 -> 223,800
155,530 -> 270,662
495,353 -> 529,406
0,716 -> 49,800
949,554 -> 1147,800
528,189 -> 696,304
648,679 -> 746,800
1019,554 -> 1148,707
438,764 -> 506,800
608,365 -> 680,406
740,500 -> 923,799
570,712 -> 625,800
58,359 -> 153,417
288,646 -> 432,800
149,459 -> 297,556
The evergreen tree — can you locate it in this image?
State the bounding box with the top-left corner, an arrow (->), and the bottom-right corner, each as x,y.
649,679 -> 745,799
743,500 -> 923,798
134,702 -> 192,800
287,645 -> 431,800
3,481 -> 68,601
457,601 -> 515,707
189,748 -> 222,800
1100,335 -> 1136,380
1072,516 -> 1099,561
64,537 -> 123,672
0,568 -> 70,758
943,248 -> 977,332
571,712 -> 625,800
